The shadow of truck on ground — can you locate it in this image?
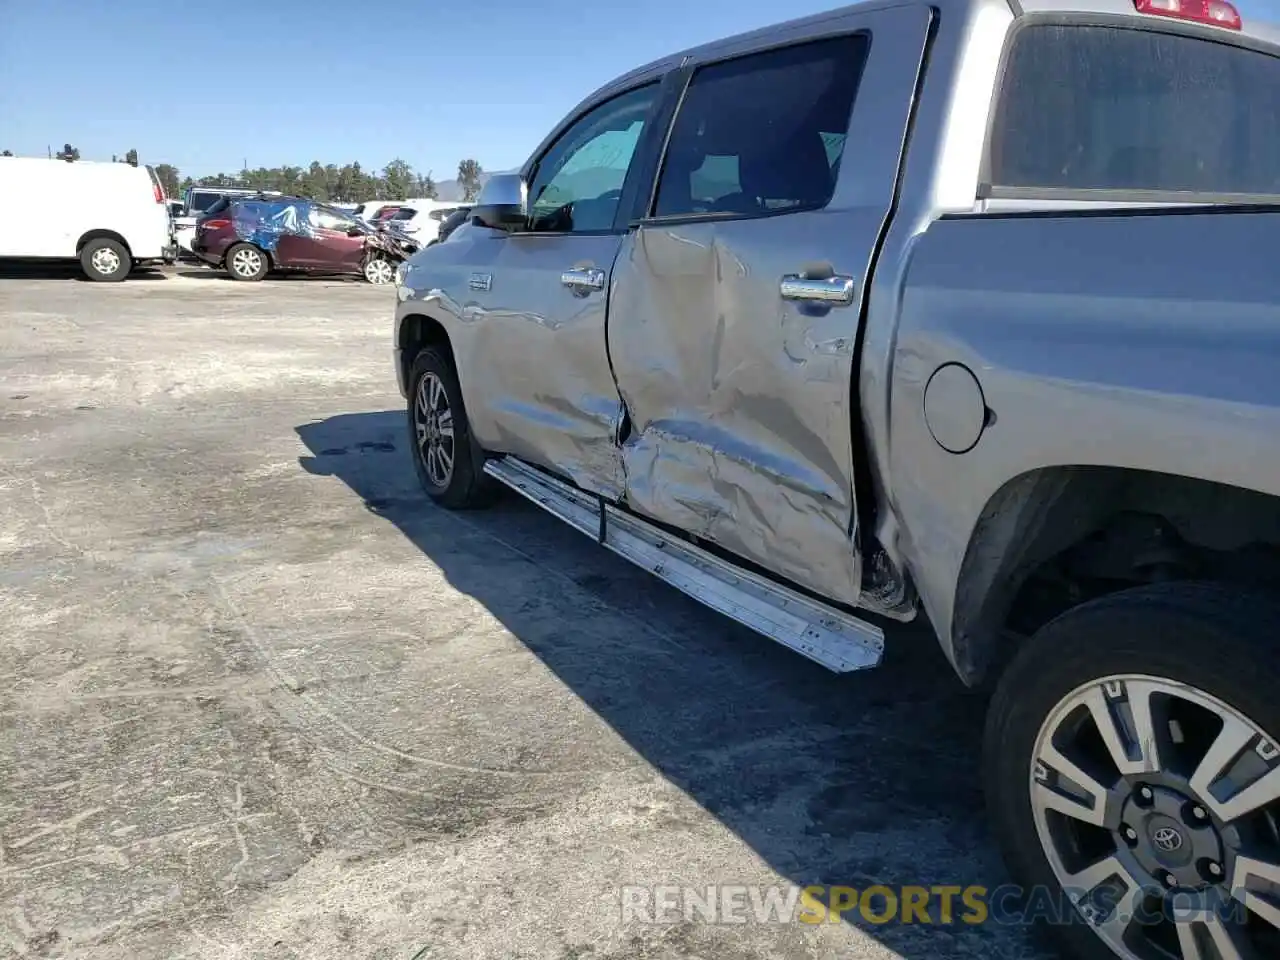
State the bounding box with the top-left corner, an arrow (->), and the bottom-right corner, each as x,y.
296,409 -> 1054,960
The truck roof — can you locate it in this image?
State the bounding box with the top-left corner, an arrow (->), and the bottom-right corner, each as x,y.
597,0 -> 1279,101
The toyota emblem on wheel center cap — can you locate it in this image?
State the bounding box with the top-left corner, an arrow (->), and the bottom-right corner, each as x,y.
1152,826 -> 1185,853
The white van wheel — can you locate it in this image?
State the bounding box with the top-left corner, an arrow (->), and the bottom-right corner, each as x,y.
80,238 -> 131,282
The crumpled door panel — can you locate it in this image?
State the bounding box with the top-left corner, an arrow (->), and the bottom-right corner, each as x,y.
609,215 -> 867,605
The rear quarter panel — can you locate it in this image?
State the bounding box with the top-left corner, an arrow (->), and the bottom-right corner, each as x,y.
888,209 -> 1280,670
82,167 -> 168,258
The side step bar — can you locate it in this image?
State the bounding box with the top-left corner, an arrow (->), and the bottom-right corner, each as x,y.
483,457 -> 884,674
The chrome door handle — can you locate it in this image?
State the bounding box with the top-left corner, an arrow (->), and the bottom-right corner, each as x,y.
561,267 -> 606,293
780,274 -> 856,306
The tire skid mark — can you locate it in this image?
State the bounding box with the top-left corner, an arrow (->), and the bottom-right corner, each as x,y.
205,574 -> 599,785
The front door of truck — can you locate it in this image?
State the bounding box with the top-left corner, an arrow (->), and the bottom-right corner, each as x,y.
460,81 -> 665,500
607,7 -> 931,606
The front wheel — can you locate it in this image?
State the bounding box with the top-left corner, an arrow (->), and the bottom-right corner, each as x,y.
364,256 -> 395,285
406,347 -> 494,509
984,583 -> 1280,960
225,243 -> 268,281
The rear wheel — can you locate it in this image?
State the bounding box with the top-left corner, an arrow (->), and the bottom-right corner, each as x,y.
226,243 -> 267,281
80,238 -> 131,281
406,347 -> 494,509
985,583 -> 1280,960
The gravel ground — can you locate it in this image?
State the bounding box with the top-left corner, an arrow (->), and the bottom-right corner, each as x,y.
0,264 -> 1055,960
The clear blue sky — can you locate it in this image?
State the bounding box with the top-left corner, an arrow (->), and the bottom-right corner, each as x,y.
0,0 -> 831,180
2,0 -> 1278,181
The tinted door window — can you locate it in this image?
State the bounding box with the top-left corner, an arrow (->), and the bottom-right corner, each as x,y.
527,83 -> 657,233
652,35 -> 868,219
990,25 -> 1280,196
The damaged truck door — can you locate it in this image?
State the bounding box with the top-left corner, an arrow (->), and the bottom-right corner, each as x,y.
609,8 -> 931,605
460,83 -> 664,501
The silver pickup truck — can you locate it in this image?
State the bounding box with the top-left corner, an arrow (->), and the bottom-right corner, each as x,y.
393,1 -> 1280,956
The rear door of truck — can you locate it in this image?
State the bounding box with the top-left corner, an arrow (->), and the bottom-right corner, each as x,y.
604,5 -> 933,607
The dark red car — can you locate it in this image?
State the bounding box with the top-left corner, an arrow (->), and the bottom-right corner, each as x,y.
192,196 -> 372,281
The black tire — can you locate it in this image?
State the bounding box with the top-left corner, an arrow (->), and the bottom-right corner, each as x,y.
225,242 -> 268,282
984,582 -> 1280,960
406,347 -> 495,509
80,238 -> 131,282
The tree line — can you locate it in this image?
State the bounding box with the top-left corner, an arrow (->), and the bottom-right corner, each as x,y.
0,145 -> 486,204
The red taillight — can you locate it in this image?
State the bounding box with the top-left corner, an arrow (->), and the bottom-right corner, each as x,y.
1134,0 -> 1241,29
202,219 -> 231,230
153,182 -> 165,204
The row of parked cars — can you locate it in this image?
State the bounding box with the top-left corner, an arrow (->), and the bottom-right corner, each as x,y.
175,188 -> 473,283
0,154 -> 473,282
175,189 -> 472,284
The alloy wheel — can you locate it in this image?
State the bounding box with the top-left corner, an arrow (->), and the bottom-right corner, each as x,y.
1031,673 -> 1280,958
365,258 -> 394,285
413,372 -> 455,488
231,248 -> 262,278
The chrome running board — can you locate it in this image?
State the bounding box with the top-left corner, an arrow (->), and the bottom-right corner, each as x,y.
484,457 -> 884,673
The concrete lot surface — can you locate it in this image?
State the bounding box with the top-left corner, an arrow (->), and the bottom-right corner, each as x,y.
0,265 -> 1053,959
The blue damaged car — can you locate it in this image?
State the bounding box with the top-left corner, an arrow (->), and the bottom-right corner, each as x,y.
192,196 -> 411,284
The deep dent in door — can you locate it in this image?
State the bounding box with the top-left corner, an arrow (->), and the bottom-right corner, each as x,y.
609,217 -> 863,604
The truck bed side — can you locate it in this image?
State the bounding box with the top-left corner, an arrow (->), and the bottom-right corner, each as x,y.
889,207 -> 1280,679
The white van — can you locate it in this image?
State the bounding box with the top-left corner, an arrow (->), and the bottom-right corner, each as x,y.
0,157 -> 176,281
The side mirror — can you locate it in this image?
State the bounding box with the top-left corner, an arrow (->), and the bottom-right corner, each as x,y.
471,174 -> 529,232
347,225 -> 364,237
